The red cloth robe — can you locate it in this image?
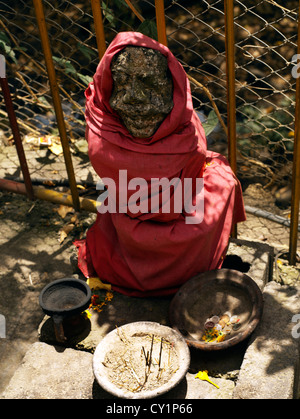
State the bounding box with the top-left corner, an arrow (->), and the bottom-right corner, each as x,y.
75,32 -> 246,297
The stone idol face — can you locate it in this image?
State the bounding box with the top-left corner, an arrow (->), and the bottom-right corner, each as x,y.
109,46 -> 174,138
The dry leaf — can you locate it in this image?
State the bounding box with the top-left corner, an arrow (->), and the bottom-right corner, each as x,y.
54,205 -> 75,219
43,180 -> 56,187
74,138 -> 88,154
40,272 -> 49,281
24,135 -> 39,146
59,223 -> 74,243
70,213 -> 79,225
49,143 -> 63,155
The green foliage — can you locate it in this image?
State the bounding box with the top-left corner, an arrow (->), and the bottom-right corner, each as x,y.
202,110 -> 219,137
102,0 -> 158,41
0,31 -> 17,64
77,44 -> 97,63
137,20 -> 158,41
236,100 -> 295,156
102,0 -> 137,28
52,55 -> 92,86
102,1 -> 116,27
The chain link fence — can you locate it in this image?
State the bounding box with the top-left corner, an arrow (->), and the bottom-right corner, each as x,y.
0,0 -> 299,193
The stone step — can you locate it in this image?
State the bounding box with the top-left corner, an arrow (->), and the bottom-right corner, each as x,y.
233,281 -> 300,399
0,341 -> 235,399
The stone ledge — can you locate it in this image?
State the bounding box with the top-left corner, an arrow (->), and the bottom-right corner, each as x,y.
1,341 -> 235,399
233,281 -> 300,399
226,238 -> 274,290
1,342 -> 95,399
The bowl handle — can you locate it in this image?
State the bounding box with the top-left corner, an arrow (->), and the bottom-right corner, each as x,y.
52,315 -> 67,342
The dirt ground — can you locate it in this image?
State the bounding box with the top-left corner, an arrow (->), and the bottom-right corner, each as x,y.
0,190 -> 96,393
0,180 -> 299,395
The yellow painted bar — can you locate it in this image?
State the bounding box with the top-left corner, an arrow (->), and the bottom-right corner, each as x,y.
289,1 -> 300,265
155,0 -> 168,46
90,0 -> 107,60
33,0 -> 80,211
0,178 -> 98,213
34,186 -> 98,213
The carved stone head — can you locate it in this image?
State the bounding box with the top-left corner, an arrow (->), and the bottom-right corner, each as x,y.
109,46 -> 173,138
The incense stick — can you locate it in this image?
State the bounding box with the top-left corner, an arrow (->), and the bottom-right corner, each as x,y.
158,337 -> 163,369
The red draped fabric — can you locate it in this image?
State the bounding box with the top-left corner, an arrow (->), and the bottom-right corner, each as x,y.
74,32 -> 246,297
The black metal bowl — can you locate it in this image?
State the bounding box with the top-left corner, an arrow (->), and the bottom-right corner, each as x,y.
39,278 -> 91,318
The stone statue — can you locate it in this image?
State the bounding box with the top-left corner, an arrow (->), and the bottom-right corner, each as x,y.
75,32 -> 246,297
109,46 -> 174,138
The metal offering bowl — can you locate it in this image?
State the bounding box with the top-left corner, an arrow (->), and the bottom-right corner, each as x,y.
169,269 -> 263,351
39,278 -> 91,342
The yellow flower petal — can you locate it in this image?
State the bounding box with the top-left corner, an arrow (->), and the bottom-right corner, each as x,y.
195,370 -> 220,389
87,277 -> 111,291
81,309 -> 92,319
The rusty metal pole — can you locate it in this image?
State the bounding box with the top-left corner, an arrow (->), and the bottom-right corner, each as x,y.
33,0 -> 80,211
155,0 -> 168,46
289,2 -> 300,265
90,0 -> 107,60
0,74 -> 34,200
224,0 -> 237,174
224,0 -> 237,238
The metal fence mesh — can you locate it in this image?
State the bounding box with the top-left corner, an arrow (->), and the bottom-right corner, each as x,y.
0,0 -> 299,191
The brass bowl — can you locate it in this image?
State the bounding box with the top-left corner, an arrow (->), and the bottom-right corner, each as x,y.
169,269 -> 263,351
